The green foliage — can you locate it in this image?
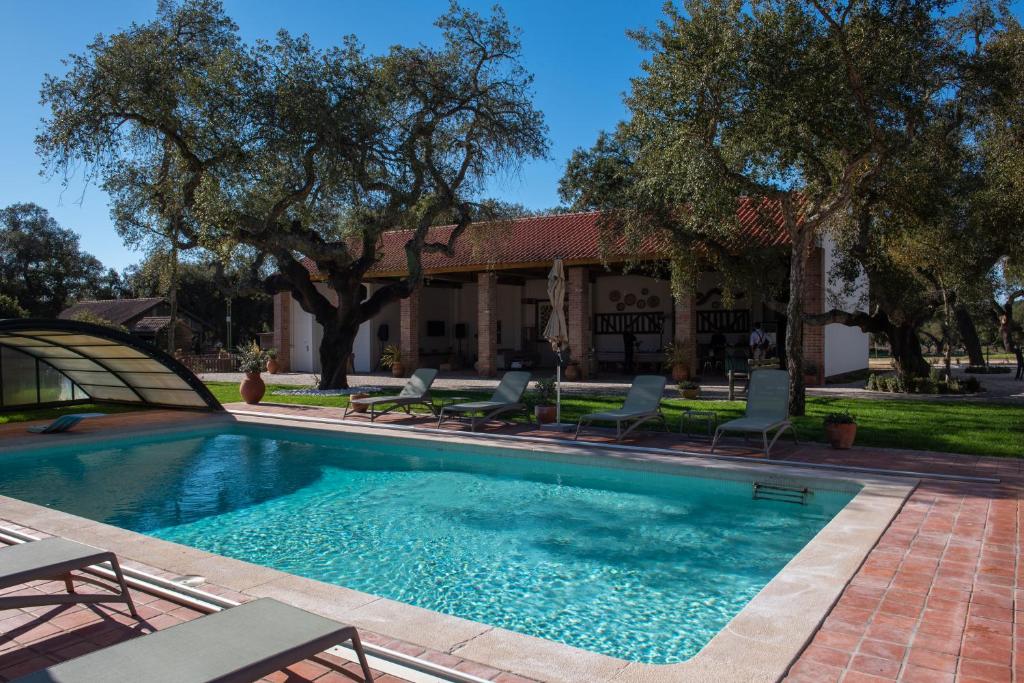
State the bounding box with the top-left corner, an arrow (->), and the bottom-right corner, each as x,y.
867,371 -> 982,395
0,294 -> 28,318
532,376 -> 557,405
0,203 -> 122,317
678,380 -> 701,392
236,340 -> 267,374
663,341 -> 691,369
379,344 -> 402,369
823,411 -> 856,425
38,0 -> 548,389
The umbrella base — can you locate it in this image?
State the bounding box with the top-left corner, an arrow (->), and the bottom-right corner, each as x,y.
538,422 -> 575,432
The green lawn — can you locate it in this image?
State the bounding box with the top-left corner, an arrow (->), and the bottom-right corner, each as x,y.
0,403 -> 145,425
206,381 -> 1024,458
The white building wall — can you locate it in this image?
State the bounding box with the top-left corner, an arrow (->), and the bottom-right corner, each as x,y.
289,303 -> 315,373
822,235 -> 870,377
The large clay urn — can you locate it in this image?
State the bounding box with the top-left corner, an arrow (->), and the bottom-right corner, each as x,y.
239,372 -> 266,405
266,358 -> 280,374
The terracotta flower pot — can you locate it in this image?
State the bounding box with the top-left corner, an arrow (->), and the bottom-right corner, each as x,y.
349,392 -> 370,413
825,422 -> 857,449
672,364 -> 690,382
391,363 -> 404,378
239,372 -> 266,405
535,405 -> 557,424
682,388 -> 700,400
266,358 -> 280,374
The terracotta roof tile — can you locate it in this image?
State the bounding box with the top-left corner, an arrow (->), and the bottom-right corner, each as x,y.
302,201 -> 791,279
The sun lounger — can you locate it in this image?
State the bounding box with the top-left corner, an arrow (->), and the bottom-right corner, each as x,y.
574,375 -> 667,441
710,368 -> 798,457
0,537 -> 138,618
27,413 -> 107,434
342,368 -> 438,421
436,371 -> 532,431
13,597 -> 373,683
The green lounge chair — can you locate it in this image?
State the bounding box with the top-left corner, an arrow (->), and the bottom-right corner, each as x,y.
436,371 -> 532,431
574,375 -> 667,441
710,368 -> 798,457
27,413 -> 107,434
0,537 -> 138,618
342,368 -> 438,421
13,597 -> 373,683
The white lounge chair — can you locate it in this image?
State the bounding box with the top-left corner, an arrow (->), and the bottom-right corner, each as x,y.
436,371 -> 532,431
710,369 -> 798,457
342,368 -> 438,421
27,413 -> 107,434
574,375 -> 667,441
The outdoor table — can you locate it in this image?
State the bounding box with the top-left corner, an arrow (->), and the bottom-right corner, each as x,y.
679,409 -> 718,438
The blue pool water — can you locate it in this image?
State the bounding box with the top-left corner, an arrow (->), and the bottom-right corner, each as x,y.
0,426 -> 855,663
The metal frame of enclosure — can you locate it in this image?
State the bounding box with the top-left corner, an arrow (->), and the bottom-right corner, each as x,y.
0,319 -> 222,412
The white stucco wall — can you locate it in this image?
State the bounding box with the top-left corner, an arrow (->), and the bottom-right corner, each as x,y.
289,303 -> 315,373
822,235 -> 870,377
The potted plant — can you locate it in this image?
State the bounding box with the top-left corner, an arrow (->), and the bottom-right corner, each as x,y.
803,362 -> 819,387
533,376 -> 558,424
664,342 -> 691,382
380,344 -> 404,377
237,341 -> 268,405
678,380 -> 701,400
824,411 -> 857,449
564,360 -> 581,381
349,392 -> 371,413
265,347 -> 280,374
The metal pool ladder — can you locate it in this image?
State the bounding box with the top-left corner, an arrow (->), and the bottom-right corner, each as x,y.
752,481 -> 811,505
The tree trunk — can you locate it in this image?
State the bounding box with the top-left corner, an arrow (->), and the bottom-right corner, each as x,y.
318,322 -> 359,390
889,322 -> 930,379
167,238 -> 179,355
785,233 -> 810,416
955,304 -> 984,367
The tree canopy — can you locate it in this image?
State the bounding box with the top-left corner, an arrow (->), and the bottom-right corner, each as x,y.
38,0 -> 548,387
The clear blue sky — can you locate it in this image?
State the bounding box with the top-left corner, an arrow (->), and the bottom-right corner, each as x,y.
0,0 -> 665,271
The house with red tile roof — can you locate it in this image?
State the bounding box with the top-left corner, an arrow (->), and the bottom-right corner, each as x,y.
272,208 -> 868,383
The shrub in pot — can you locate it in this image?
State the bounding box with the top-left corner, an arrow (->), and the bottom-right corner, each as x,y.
349,392 -> 371,413
823,411 -> 857,449
237,341 -> 268,405
664,342 -> 691,381
678,380 -> 701,400
533,376 -> 558,424
380,344 -> 404,377
265,347 -> 280,374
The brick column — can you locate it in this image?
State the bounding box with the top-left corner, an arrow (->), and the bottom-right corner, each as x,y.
567,266 -> 592,379
477,272 -> 498,377
272,292 -> 291,372
802,246 -> 825,386
673,293 -> 698,377
399,285 -> 420,376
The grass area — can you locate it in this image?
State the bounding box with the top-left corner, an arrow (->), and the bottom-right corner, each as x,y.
0,403 -> 145,425
206,382 -> 1024,458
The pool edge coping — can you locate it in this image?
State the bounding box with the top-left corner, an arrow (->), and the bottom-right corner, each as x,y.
0,412 -> 916,683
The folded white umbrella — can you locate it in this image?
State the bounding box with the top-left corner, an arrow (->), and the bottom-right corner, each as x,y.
543,259 -> 569,425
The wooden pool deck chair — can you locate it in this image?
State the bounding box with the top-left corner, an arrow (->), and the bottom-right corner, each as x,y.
710,369 -> 798,458
436,371 -> 532,432
574,375 -> 667,441
342,368 -> 438,422
27,413 -> 106,434
0,537 -> 138,618
14,597 -> 374,683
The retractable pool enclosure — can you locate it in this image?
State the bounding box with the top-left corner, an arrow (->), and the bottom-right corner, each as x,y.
0,319 -> 222,411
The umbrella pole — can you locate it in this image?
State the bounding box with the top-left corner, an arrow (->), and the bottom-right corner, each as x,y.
556,351 -> 562,424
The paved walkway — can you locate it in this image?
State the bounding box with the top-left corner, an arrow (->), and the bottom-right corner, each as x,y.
201,365 -> 1024,403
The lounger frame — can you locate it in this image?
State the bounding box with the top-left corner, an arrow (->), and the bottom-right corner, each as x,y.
574,410 -> 667,441
710,419 -> 798,458
436,402 -> 532,432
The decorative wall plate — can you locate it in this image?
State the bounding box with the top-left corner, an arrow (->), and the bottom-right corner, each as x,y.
637,299 -> 647,309
641,287 -> 649,295
647,295 -> 660,308
616,302 -> 626,311
624,293 -> 637,306
609,290 -> 622,302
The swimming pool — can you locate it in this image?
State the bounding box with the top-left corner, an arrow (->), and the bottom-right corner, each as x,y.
0,424 -> 856,664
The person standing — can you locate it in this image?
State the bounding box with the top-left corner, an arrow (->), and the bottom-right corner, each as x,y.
1015,345 -> 1023,381
750,323 -> 768,360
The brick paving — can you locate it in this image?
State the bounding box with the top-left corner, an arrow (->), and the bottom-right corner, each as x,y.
3,406 -> 1023,681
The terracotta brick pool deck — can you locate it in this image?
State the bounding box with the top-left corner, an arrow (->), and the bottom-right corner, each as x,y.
2,405 -> 1022,681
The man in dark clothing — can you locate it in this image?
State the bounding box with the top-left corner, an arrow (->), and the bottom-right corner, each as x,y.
1015,346 -> 1023,381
